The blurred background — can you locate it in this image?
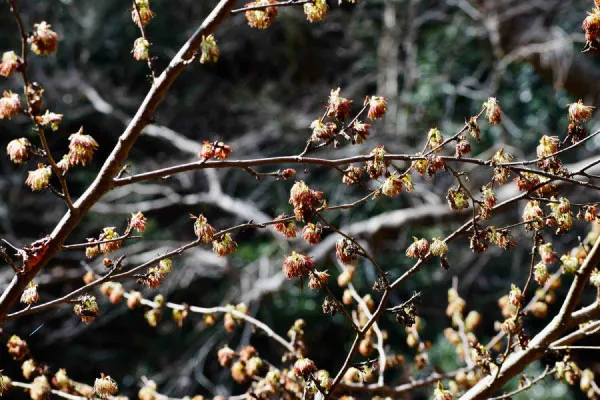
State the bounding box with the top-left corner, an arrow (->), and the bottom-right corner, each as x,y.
1,0 -> 600,398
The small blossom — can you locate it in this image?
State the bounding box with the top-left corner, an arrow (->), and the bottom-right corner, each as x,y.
583,9 -> 600,43
406,237 -> 430,259
99,227 -> 121,254
282,251 -> 314,279
25,164 -> 51,191
35,110 -> 63,131
446,186 -> 469,211
412,155 -> 428,175
534,263 -> 550,285
73,295 -> 99,323
568,99 -> 594,123
342,164 -> 363,185
434,381 -> 453,400
302,222 -> 322,244
508,284 -> 524,307
467,116 -> 480,140
199,140 -> 214,159
455,138 -> 471,156
365,145 -> 389,179
381,173 -> 403,197
274,214 -> 297,238
352,121 -> 371,144
289,180 -> 325,221
245,0 -> 278,29
7,335 -> 29,360
20,282 -> 39,305
22,359 -> 37,379
230,361 -> 248,383
212,233 -> 237,256
132,37 -> 150,61
303,0 -> 327,22
159,258 -> 173,275
6,138 -> 31,164
293,358 -> 316,377
430,238 -> 448,257
310,119 -> 336,142
217,347 -> 236,367
308,270 -> 329,289
144,307 -> 161,327
484,97 -> 501,125
94,375 -> 118,399
481,185 -> 496,208
68,127 -> 99,166
200,35 -> 219,64
584,205 -> 598,222
336,238 -> 358,264
127,291 -> 142,309
56,154 -> 70,173
0,91 -> 21,119
522,200 -> 544,230
427,128 -> 444,150
402,173 -> 414,192
0,372 -> 12,396
536,135 -> 559,158
129,211 -> 147,232
132,0 -> 155,27
85,239 -> 100,259
214,142 -> 232,160
29,22 -> 59,56
501,317 -> 520,334
327,88 -> 352,121
581,369 -> 595,392
192,214 -> 216,243
0,51 -> 19,78
366,96 -> 387,120
280,168 -> 295,179
561,255 -> 579,274
30,376 -> 50,400
539,243 -> 556,264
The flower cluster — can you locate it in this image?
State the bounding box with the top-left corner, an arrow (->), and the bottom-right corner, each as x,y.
289,180 -> 325,222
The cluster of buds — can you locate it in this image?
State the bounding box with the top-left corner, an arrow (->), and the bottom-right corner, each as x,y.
25,164 -> 51,191
381,173 -> 404,197
366,96 -> 387,120
212,233 -> 237,256
533,262 -> 550,286
192,214 -> 216,243
29,22 -> 59,56
20,282 -> 39,305
480,184 -> 497,210
98,227 -> 122,254
548,197 -> 573,234
139,258 -> 173,289
198,140 -> 232,160
522,200 -> 545,231
467,115 -> 481,140
515,172 -> 541,192
560,254 -> 580,274
303,0 -> 328,22
0,91 -> 21,119
568,100 -> 594,143
483,97 -> 501,125
455,137 -> 472,157
132,0 -> 155,27
289,181 -> 325,221
555,359 -> 582,386
73,295 -> 100,323
100,281 -> 125,304
245,0 -> 278,29
446,186 -> 469,211
0,51 -> 20,78
491,148 -> 513,184
488,228 -> 516,250
129,211 -> 147,233
579,204 -> 599,222
126,290 -> 143,309
223,303 -> 248,332
327,88 -> 353,120
308,270 -> 329,289
365,145 -> 389,179
302,222 -> 322,244
36,110 -> 63,131
172,306 -> 188,328
6,137 -> 32,164
309,119 -> 336,142
342,164 -> 363,185
144,294 -> 164,327
0,372 -> 12,396
30,376 -> 51,400
536,135 -> 559,159
336,238 -> 359,264
427,128 -> 444,151
282,251 -> 314,279
539,242 -> 557,264
274,214 -> 297,238
68,127 -> 99,167
7,335 -> 30,360
132,37 -> 150,61
351,120 -> 371,144
93,374 -> 118,399
200,35 -> 219,64
406,237 -> 430,259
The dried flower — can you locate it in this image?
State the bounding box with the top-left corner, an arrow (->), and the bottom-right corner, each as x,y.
304,0 -> 327,22
282,251 -> 314,279
0,91 -> 20,119
484,97 -> 501,125
192,214 -> 216,243
274,214 -> 297,238
245,0 -> 278,29
212,233 -> 237,256
129,211 -> 147,232
366,96 -> 387,120
93,374 -> 118,399
327,88 -> 352,121
0,51 -> 19,77
132,0 -> 155,27
132,37 -> 150,61
6,138 -> 31,164
20,282 -> 39,305
200,35 -> 219,64
68,127 -> 99,166
406,237 -> 430,259
29,22 -> 59,55
25,164 -> 51,191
